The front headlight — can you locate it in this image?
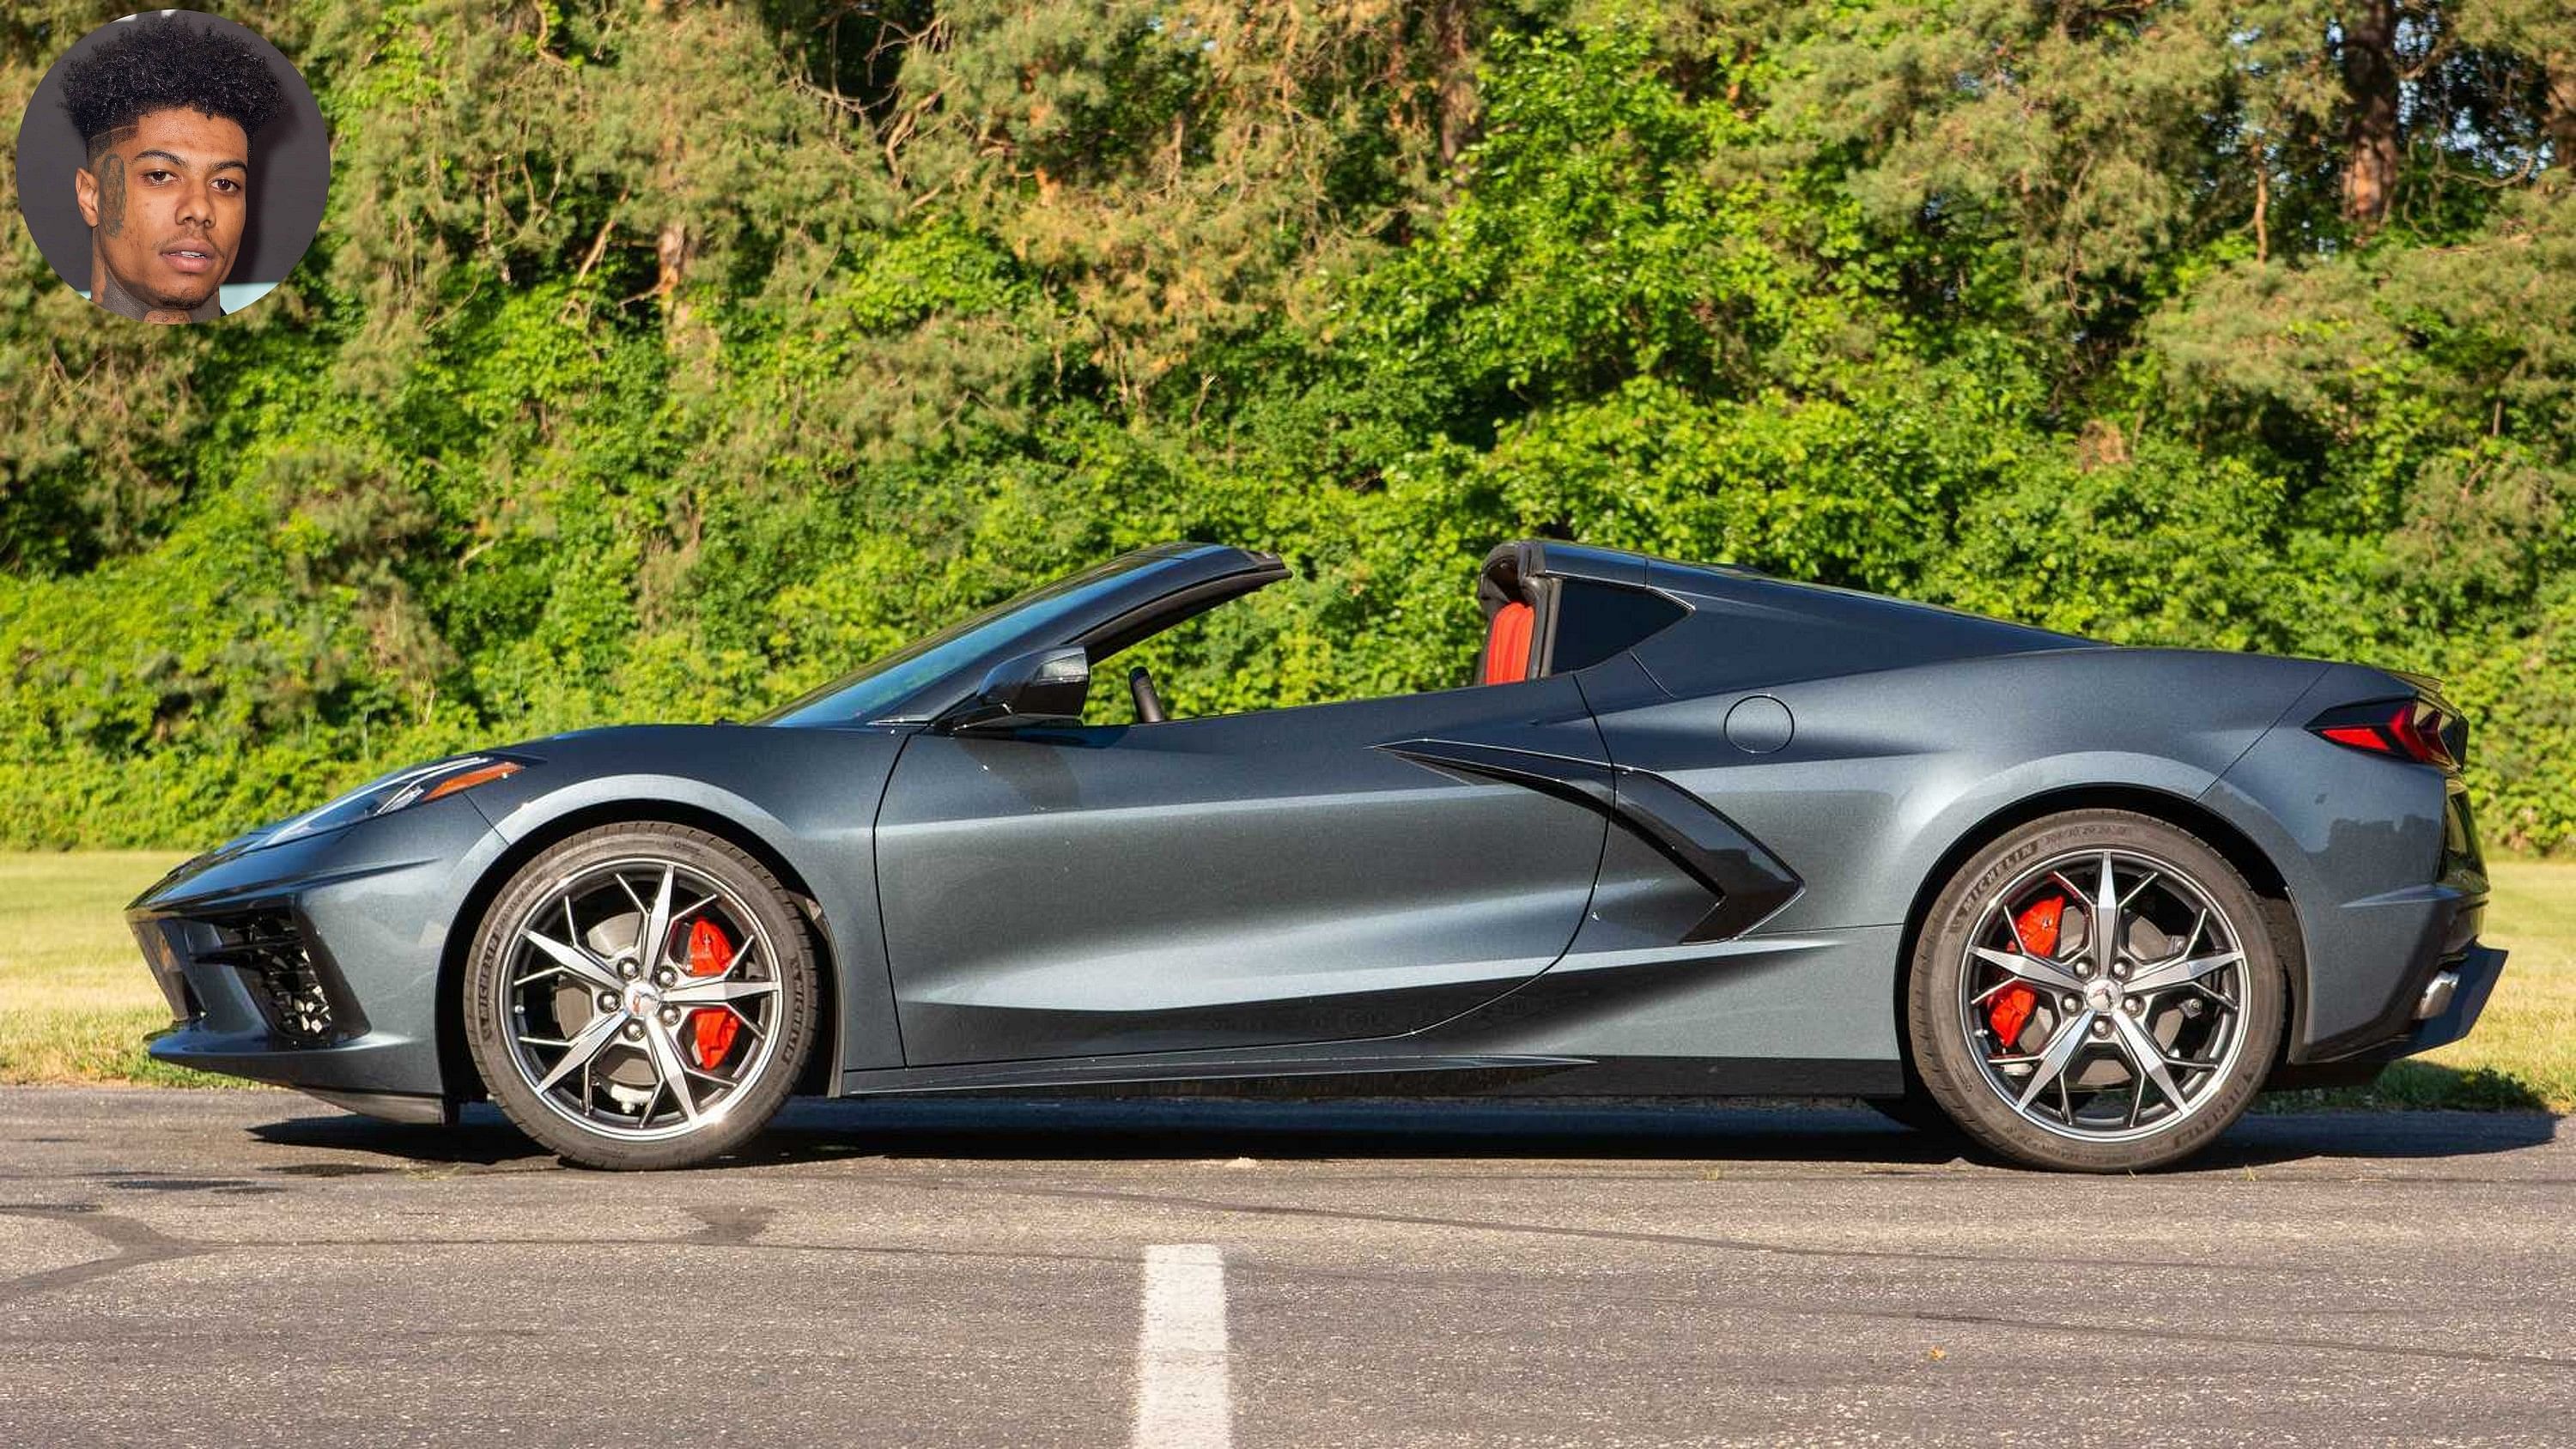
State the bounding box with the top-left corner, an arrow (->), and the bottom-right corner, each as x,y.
268,755 -> 528,844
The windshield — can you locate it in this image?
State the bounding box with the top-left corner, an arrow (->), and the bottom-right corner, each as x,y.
756,550 -> 1183,726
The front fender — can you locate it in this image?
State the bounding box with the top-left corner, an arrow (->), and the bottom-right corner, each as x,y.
466,729 -> 909,1078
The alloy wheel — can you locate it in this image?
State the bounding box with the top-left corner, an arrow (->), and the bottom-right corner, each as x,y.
498,856 -> 787,1143
1955,848 -> 2251,1143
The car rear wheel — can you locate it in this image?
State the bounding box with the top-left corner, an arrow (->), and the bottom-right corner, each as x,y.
1906,809 -> 2286,1173
464,823 -> 819,1170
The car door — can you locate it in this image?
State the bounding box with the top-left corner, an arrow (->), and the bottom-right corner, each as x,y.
872,676 -> 1612,1064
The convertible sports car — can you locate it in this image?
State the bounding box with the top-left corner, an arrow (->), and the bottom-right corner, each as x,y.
128,541 -> 2503,1171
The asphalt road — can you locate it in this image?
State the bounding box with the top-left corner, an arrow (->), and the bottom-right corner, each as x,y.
1,1088 -> 2570,1448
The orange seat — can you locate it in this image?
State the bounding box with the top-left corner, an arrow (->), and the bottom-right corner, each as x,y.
1483,601 -> 1534,685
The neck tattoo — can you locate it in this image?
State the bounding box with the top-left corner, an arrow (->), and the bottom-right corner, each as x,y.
89,244 -> 224,325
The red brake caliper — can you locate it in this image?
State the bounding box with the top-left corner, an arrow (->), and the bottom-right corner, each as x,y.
685,918 -> 741,1070
1988,896 -> 2062,1052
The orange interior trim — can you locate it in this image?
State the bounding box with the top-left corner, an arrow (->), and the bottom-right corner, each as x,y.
1484,602 -> 1534,685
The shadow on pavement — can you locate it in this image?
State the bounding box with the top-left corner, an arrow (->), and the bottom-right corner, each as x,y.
244,1094 -> 2564,1173
246,1112 -> 538,1167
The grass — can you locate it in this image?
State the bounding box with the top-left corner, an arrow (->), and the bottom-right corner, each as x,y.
0,851 -> 2568,1109
0,851 -> 240,1088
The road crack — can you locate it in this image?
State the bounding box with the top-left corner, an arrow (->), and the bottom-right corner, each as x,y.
0,1204 -> 208,1305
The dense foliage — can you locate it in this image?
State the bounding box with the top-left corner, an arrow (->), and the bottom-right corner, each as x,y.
3,0 -> 2572,851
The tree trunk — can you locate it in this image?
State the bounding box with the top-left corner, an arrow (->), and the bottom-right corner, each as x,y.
1432,0 -> 1476,165
656,220 -> 693,302
2547,58 -> 2576,167
2341,0 -> 2403,229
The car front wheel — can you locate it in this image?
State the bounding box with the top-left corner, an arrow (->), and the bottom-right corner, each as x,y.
464,822 -> 819,1170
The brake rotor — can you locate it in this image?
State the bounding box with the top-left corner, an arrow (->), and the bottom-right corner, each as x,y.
548,911 -> 656,1089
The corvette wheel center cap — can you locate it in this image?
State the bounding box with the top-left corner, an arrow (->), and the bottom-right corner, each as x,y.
2085,979 -> 2118,1012
623,982 -> 662,1017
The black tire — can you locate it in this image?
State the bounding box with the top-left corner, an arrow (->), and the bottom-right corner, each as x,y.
465,822 -> 820,1170
1862,1046 -> 1965,1137
1906,809 -> 2287,1173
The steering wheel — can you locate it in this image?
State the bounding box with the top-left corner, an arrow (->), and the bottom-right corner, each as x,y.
1128,665 -> 1167,724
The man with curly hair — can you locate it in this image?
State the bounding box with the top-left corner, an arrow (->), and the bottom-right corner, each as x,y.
60,13 -> 285,324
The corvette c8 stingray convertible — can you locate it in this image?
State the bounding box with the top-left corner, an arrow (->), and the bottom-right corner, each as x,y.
128,541 -> 2504,1171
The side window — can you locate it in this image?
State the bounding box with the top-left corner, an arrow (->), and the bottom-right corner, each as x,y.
1084,588 -> 1358,725
1545,579 -> 1688,675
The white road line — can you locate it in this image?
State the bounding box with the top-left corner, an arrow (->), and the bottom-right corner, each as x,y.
1133,1243 -> 1232,1449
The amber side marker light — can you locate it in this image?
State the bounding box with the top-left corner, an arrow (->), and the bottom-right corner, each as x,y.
419,760 -> 523,803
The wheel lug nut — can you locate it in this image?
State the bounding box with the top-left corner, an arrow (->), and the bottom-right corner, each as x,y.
2125,997 -> 2143,1015
597,992 -> 617,1012
2062,995 -> 2081,1012
660,1007 -> 680,1026
2090,1019 -> 2113,1039
655,968 -> 675,987
623,1021 -> 644,1040
620,961 -> 640,979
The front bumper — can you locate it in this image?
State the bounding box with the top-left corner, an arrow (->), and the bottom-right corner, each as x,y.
127,796 -> 507,1102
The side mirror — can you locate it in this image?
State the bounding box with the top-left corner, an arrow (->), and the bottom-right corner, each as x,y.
949,646 -> 1090,734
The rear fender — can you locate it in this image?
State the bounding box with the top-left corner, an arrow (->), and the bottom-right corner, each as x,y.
2200,666 -> 2464,1059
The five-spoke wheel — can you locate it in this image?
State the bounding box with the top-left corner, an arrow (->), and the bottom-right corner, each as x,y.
465,823 -> 817,1169
1909,810 -> 2286,1172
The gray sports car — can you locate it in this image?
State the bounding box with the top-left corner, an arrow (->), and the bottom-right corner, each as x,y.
127,541 -> 2504,1171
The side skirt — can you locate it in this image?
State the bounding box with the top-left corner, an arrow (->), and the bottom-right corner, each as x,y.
838,1052 -> 1901,1100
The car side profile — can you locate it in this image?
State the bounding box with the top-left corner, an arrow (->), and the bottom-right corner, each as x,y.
127,541 -> 2504,1171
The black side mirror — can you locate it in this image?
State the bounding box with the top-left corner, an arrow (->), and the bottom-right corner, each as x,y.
949,646 -> 1090,734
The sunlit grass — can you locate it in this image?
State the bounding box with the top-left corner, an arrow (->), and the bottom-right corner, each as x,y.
0,851 -> 2567,1109
0,851 -> 241,1088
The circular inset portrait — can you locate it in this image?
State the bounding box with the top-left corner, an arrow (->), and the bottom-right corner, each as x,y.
13,9 -> 329,324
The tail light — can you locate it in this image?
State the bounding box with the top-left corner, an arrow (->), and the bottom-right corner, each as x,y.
2309,697 -> 2465,768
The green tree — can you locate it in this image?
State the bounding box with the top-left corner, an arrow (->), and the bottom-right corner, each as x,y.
3,0 -> 2573,850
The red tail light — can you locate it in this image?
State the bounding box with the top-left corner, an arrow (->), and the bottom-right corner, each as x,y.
2309,697 -> 2464,768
